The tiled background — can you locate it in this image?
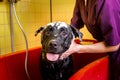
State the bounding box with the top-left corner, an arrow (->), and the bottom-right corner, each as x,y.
0,0 -> 93,55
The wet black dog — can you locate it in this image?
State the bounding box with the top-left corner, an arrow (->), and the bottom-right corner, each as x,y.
35,22 -> 82,80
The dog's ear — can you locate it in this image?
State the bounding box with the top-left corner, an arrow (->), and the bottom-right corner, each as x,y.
35,27 -> 44,36
69,25 -> 83,41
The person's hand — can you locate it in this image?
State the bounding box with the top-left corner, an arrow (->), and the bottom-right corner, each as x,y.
60,39 -> 81,60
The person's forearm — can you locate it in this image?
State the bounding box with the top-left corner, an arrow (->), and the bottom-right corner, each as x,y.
78,41 -> 120,53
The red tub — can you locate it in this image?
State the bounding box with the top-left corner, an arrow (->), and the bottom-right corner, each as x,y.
0,39 -> 108,80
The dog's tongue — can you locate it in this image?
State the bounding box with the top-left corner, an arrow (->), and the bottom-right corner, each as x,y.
46,53 -> 59,61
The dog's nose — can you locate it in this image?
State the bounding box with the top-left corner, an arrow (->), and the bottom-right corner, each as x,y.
49,40 -> 58,48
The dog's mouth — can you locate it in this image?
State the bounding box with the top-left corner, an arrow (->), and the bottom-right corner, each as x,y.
46,53 -> 60,61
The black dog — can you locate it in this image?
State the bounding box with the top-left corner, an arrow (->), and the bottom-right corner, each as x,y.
35,22 -> 82,80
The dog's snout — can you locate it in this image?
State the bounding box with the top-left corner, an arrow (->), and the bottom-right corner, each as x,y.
49,40 -> 58,48
49,41 -> 57,47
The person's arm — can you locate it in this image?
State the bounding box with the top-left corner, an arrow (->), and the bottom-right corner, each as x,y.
60,39 -> 120,59
79,41 -> 120,53
71,0 -> 84,29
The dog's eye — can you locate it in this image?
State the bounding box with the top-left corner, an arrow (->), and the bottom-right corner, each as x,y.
60,31 -> 68,37
59,28 -> 68,37
45,31 -> 51,36
48,27 -> 54,32
45,27 -> 54,36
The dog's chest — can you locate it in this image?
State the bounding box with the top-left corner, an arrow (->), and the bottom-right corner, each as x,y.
40,54 -> 73,80
41,54 -> 71,69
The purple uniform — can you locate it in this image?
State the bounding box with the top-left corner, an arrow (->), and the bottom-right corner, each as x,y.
71,0 -> 120,80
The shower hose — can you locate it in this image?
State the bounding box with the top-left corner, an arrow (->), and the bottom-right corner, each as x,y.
12,3 -> 31,80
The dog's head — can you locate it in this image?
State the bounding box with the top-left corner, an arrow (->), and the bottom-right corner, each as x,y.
35,22 -> 82,61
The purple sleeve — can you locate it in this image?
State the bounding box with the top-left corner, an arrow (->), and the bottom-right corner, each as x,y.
97,0 -> 120,46
70,0 -> 84,29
